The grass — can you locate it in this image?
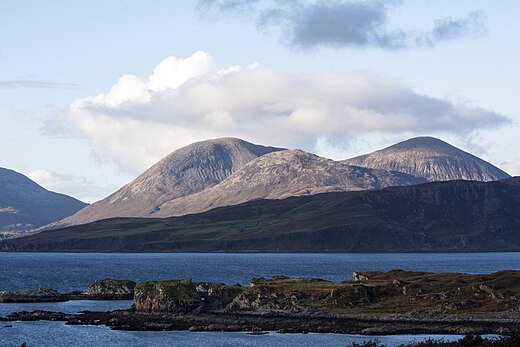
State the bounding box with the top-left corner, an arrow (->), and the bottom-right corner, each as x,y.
134,270 -> 520,316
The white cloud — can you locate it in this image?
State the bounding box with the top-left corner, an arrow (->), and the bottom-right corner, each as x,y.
149,51 -> 215,91
27,170 -> 111,203
49,51 -> 509,173
503,160 -> 520,176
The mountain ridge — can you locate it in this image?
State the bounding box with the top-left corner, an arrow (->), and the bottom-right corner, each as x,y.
343,136 -> 510,182
57,138 -> 284,226
3,178 -> 519,252
49,135 -> 511,229
0,168 -> 87,236
152,149 -> 426,217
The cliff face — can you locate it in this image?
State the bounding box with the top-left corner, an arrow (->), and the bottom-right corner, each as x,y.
0,168 -> 87,234
344,137 -> 510,182
4,178 -> 519,252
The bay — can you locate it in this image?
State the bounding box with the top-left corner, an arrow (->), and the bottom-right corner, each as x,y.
1,252 -> 517,346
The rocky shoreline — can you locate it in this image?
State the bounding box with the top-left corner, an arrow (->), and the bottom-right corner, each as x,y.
2,309 -> 518,335
0,278 -> 136,303
2,270 -> 520,335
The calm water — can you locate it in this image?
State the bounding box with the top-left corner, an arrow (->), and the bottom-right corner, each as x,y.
0,322 -> 480,347
1,252 -> 517,346
3,252 -> 520,292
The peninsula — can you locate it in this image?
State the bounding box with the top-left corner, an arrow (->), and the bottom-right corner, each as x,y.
3,270 -> 520,335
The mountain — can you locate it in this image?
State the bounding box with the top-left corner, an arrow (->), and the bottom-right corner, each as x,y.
343,137 -> 510,182
57,138 -> 284,226
4,178 -> 519,252
502,177 -> 520,186
0,168 -> 87,236
50,136 -> 510,228
151,149 -> 426,217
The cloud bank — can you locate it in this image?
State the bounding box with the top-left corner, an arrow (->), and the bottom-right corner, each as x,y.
49,51 -> 508,172
198,0 -> 486,49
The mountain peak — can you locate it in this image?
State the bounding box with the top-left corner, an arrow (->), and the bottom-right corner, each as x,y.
386,136 -> 459,152
59,138 -> 285,226
344,137 -> 510,182
152,148 -> 425,217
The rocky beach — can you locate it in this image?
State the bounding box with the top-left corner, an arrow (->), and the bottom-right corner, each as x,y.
2,270 -> 520,336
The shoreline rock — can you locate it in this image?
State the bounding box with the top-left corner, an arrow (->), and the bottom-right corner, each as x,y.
0,278 -> 135,303
2,309 -> 518,335
2,270 -> 520,335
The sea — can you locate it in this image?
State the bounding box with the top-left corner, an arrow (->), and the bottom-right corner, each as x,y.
2,252 -> 518,347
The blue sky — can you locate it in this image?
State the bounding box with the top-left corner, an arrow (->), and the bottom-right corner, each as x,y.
1,0 -> 519,202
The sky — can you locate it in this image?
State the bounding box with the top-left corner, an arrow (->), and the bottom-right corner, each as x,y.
1,0 -> 519,203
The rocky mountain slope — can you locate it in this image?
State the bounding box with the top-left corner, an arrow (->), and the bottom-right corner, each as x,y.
51,136 -> 511,228
0,168 -> 86,235
57,138 -> 284,226
344,137 -> 510,182
4,178 -> 519,252
152,149 -> 426,217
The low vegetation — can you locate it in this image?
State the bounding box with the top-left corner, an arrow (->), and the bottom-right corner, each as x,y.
133,270 -> 520,316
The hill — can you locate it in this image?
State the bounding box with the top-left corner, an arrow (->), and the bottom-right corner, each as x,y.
0,168 -> 87,236
3,178 -> 519,252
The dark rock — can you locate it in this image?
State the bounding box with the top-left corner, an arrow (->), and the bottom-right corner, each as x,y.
0,288 -> 65,303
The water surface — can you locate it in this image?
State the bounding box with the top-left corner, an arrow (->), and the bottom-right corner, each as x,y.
2,252 -> 520,292
0,322 -> 481,347
1,252 -> 516,346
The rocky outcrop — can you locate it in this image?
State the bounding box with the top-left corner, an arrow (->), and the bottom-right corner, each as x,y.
133,280 -> 242,313
4,271 -> 520,336
0,279 -> 136,303
0,288 -> 64,303
344,137 -> 510,182
5,309 -> 520,335
133,270 -> 520,315
82,278 -> 136,299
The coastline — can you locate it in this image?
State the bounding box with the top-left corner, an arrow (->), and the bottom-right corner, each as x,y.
2,309 -> 518,335
2,270 -> 520,336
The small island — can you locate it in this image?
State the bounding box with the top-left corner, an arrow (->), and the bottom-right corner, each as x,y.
0,278 -> 136,303
2,270 -> 520,335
